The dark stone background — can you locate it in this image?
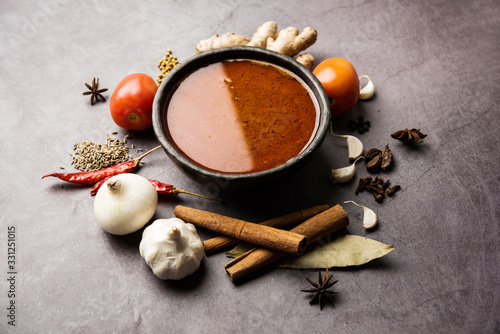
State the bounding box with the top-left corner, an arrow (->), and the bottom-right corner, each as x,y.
1,0 -> 498,332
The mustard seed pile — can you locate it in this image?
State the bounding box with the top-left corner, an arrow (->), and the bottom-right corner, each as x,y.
71,135 -> 131,171
156,49 -> 179,86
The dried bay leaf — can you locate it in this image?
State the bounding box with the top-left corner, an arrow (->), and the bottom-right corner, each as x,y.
227,243 -> 256,258
227,235 -> 394,269
277,234 -> 394,268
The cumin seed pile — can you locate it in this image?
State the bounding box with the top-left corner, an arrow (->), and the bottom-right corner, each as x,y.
71,135 -> 132,171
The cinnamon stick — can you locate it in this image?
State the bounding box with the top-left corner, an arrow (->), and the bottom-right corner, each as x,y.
224,205 -> 349,282
174,205 -> 308,255
203,205 -> 329,254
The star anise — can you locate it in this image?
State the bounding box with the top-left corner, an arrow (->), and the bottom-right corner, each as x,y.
83,77 -> 108,105
301,268 -> 338,310
391,128 -> 427,145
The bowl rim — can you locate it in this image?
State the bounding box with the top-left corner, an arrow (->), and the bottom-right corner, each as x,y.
152,46 -> 331,183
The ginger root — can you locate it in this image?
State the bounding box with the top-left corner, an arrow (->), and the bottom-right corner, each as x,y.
295,53 -> 315,69
247,21 -> 278,48
267,27 -> 317,58
195,22 -> 317,66
195,33 -> 249,53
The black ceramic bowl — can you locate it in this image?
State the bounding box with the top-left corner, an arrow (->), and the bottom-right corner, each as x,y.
152,46 -> 330,191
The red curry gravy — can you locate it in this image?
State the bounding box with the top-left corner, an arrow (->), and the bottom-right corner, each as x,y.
165,59 -> 318,174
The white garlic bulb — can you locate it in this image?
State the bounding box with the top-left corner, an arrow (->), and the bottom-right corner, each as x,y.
139,218 -> 205,280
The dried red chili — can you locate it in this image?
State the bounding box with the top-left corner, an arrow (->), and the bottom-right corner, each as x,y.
90,176 -> 113,195
91,177 -> 219,201
42,146 -> 161,185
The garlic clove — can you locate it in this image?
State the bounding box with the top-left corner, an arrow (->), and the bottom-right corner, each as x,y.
330,156 -> 364,184
345,135 -> 364,160
362,208 -> 378,229
344,201 -> 378,229
359,75 -> 375,100
331,127 -> 364,160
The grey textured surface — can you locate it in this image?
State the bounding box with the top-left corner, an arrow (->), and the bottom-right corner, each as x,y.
1,0 -> 499,333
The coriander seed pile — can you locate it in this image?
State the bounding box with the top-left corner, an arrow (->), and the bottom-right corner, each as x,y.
156,49 -> 179,86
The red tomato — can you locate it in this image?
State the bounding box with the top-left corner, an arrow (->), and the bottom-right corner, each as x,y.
313,58 -> 360,117
110,73 -> 157,131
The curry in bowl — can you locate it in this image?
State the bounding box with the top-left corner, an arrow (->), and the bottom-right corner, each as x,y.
153,46 -> 331,189
165,59 -> 318,174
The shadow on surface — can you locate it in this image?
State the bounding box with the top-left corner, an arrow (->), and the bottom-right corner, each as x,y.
155,260 -> 207,291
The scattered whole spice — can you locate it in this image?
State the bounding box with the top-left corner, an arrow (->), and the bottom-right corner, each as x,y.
156,49 -> 179,86
380,145 -> 393,171
355,176 -> 372,195
90,176 -> 220,201
366,153 -> 382,172
364,148 -> 382,161
148,180 -> 220,201
347,115 -> 371,134
174,206 -> 308,256
363,145 -> 393,173
229,234 -> 395,269
355,176 -> 399,202
204,205 -> 329,254
82,77 -> 108,105
223,206 -> 349,282
295,236 -> 392,268
71,135 -> 131,172
391,128 -> 427,145
386,185 -> 401,196
301,268 -> 338,310
42,146 -> 161,185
